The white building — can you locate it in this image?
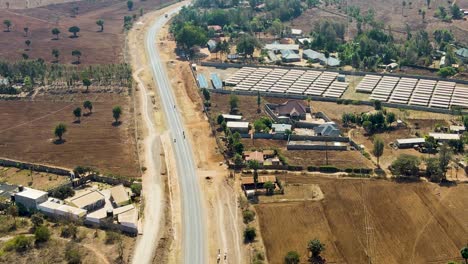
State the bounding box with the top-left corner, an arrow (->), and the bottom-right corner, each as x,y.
38,198 -> 86,219
226,121 -> 250,133
15,187 -> 48,210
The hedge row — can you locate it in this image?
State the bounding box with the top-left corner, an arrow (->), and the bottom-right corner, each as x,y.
307,166 -> 373,174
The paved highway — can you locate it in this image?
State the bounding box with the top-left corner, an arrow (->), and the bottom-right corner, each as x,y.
145,5 -> 206,264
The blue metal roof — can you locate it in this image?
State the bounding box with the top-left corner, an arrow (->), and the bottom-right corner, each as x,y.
210,73 -> 223,89
197,74 -> 209,89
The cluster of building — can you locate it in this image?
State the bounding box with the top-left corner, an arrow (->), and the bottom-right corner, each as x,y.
6,184 -> 138,234
395,129 -> 465,150
263,43 -> 341,67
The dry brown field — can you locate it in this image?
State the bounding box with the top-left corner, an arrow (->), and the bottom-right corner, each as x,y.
0,0 -> 173,64
256,176 -> 468,264
289,0 -> 468,44
0,92 -> 139,177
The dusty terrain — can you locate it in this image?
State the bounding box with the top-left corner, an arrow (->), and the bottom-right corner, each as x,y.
0,0 -> 174,64
290,0 -> 468,44
0,92 -> 140,178
256,175 -> 468,264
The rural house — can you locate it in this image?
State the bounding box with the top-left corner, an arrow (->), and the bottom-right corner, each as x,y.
226,121 -> 249,133
281,50 -> 301,63
244,151 -> 265,165
314,122 -> 340,137
110,184 -> 131,207
68,189 -> 105,212
241,175 -> 277,190
455,48 -> 468,63
275,100 -> 308,120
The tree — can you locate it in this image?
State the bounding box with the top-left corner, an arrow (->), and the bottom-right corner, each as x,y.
31,213 -> 44,228
82,78 -> 91,92
202,88 -> 210,101
421,10 -> 426,21
438,67 -> 457,78
234,153 -> 244,167
72,50 -> 81,64
73,107 -> 82,122
23,27 -> 29,37
264,181 -> 275,195
438,143 -> 452,180
402,1 -> 406,16
22,53 -> 29,60
373,100 -> 382,110
68,26 -> 80,38
372,137 -> 384,166
463,115 -> 468,131
54,123 -> 67,141
257,91 -> 261,113
7,204 -> 18,228
242,210 -> 255,223
96,19 -> 104,32
448,139 -> 464,154
51,185 -> 74,199
51,28 -> 60,39
244,226 -> 256,243
425,157 -> 442,182
3,20 -> 11,32
308,239 -> 325,257
174,23 -> 208,55
127,0 -> 134,11
236,34 -> 261,59
52,49 -> 60,62
23,76 -> 33,91
461,246 -> 468,264
362,120 -> 373,134
390,154 -> 420,177
248,160 -> 260,190
426,0 -> 431,8
25,40 -> 31,50
131,183 -> 142,196
229,93 -> 239,113
217,114 -> 224,125
35,226 -> 51,243
112,106 -> 122,124
451,4 -> 463,19
386,112 -> 396,125
284,251 -> 300,264
83,100 -> 93,114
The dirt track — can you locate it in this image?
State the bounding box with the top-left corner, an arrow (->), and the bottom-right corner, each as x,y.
256,176 -> 467,264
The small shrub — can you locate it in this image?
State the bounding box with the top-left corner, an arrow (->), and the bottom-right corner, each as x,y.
35,225 -> 51,243
307,166 -> 318,171
244,226 -> 256,243
336,99 -> 343,104
242,210 -> 255,223
351,100 -> 361,105
61,224 -> 78,239
65,242 -> 82,264
344,168 -> 353,173
105,230 -> 120,244
362,151 -> 371,159
3,235 -> 33,252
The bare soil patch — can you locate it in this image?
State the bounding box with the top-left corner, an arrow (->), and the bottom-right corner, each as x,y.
0,0 -> 173,64
256,176 -> 467,264
0,166 -> 69,190
0,92 -> 139,177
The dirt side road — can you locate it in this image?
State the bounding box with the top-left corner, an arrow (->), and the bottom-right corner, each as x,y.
127,2 -> 187,263
155,22 -> 247,263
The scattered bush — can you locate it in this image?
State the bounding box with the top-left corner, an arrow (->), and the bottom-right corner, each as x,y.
34,225 -> 51,243
242,210 -> 255,223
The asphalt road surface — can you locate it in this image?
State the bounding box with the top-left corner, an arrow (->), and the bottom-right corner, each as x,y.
145,5 -> 206,264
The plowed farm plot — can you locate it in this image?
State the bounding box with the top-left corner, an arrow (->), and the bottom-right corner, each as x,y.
0,0 -> 173,64
256,176 -> 467,264
0,94 -> 139,177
